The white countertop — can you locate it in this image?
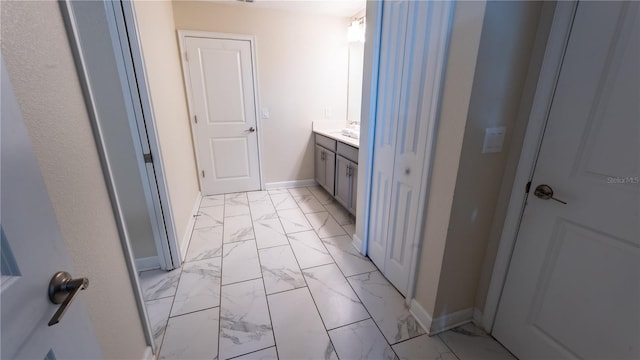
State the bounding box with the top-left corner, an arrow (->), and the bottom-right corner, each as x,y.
313,128 -> 360,149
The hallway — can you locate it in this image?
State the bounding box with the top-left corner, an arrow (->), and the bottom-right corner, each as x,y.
139,186 -> 514,359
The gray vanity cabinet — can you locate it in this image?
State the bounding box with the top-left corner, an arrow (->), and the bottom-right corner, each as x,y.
315,141 -> 336,195
335,142 -> 358,215
315,133 -> 358,214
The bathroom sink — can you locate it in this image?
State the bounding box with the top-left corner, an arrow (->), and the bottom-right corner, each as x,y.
342,126 -> 360,140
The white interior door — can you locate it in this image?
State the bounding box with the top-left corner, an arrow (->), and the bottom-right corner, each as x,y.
494,2 -> 639,359
368,1 -> 446,295
184,36 -> 261,195
1,60 -> 102,359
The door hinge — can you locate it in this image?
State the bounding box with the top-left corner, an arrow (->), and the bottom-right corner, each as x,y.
143,153 -> 153,163
194,115 -> 198,124
525,181 -> 532,193
202,170 -> 205,178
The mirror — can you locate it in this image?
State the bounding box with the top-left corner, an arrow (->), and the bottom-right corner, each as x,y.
347,41 -> 365,125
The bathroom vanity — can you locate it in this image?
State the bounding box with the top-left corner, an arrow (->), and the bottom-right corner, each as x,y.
313,129 -> 359,215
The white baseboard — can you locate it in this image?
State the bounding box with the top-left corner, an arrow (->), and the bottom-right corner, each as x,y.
180,192 -> 202,262
409,299 -> 474,335
265,179 -> 317,190
135,256 -> 160,272
141,346 -> 154,360
472,307 -> 484,329
409,299 -> 434,335
352,233 -> 365,255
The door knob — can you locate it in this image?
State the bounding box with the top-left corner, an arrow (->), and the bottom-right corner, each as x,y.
47,271 -> 89,326
247,127 -> 256,133
533,184 -> 567,204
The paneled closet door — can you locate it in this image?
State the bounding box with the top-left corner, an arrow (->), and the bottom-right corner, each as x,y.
368,0 -> 410,274
368,1 -> 451,295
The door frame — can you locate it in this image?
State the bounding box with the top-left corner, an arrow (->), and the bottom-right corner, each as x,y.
482,1 -> 578,332
59,0 -> 187,353
119,1 -> 183,270
177,30 -> 266,193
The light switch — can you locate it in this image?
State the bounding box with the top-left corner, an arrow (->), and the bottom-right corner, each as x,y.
261,107 -> 270,119
323,107 -> 333,119
482,127 -> 506,153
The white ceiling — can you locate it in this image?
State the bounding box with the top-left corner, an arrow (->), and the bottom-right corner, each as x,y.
194,0 -> 366,18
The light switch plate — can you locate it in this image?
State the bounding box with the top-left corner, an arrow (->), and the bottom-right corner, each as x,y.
482,127 -> 506,153
261,107 -> 270,119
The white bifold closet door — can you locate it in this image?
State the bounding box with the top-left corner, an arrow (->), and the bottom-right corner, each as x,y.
368,1 -> 451,295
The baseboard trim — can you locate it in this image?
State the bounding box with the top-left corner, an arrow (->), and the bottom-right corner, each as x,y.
265,179 -> 317,190
135,256 -> 160,272
180,192 -> 202,262
352,233 -> 365,255
409,299 -> 474,335
409,299 -> 434,335
472,307 -> 484,329
141,345 -> 154,360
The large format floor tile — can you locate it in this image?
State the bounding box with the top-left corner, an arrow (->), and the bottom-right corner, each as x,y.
223,215 -> 255,243
348,271 -> 425,344
145,297 -> 172,347
294,193 -> 325,214
253,218 -> 288,249
222,240 -> 261,285
170,257 -> 221,317
322,235 -> 376,277
329,319 -> 398,360
200,195 -> 224,207
194,205 -> 224,229
287,230 -> 334,269
438,323 -> 516,360
259,245 -> 306,295
139,269 -> 180,301
392,334 -> 457,360
225,192 -> 249,204
231,347 -> 278,360
219,279 -> 275,360
270,193 -> 298,211
302,264 -> 369,329
186,226 -> 223,262
159,308 -> 219,360
277,208 -> 312,233
306,211 -> 347,238
249,200 -> 278,221
324,202 -> 354,225
268,288 -> 337,360
308,186 -> 333,204
144,189 -> 513,360
247,190 -> 270,202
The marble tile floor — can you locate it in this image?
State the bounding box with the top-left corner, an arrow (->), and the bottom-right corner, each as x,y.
138,185 -> 515,360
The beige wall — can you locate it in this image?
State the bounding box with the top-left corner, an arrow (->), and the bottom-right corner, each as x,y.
134,0 -> 200,253
172,1 -> 350,183
414,0 -> 547,323
1,1 -> 147,358
414,0 -> 488,316
431,1 -> 543,318
474,1 -> 556,314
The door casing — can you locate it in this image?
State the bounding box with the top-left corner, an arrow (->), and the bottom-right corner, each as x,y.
482,1 -> 578,332
177,30 -> 266,194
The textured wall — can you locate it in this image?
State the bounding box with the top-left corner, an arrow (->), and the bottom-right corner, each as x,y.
134,0 -> 201,254
173,1 -> 351,183
1,1 -> 148,357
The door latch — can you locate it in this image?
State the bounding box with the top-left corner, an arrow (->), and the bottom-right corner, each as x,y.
47,271 -> 89,326
533,184 -> 567,204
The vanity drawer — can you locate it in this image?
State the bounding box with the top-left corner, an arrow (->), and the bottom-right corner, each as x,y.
337,142 -> 358,163
315,133 -> 337,151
